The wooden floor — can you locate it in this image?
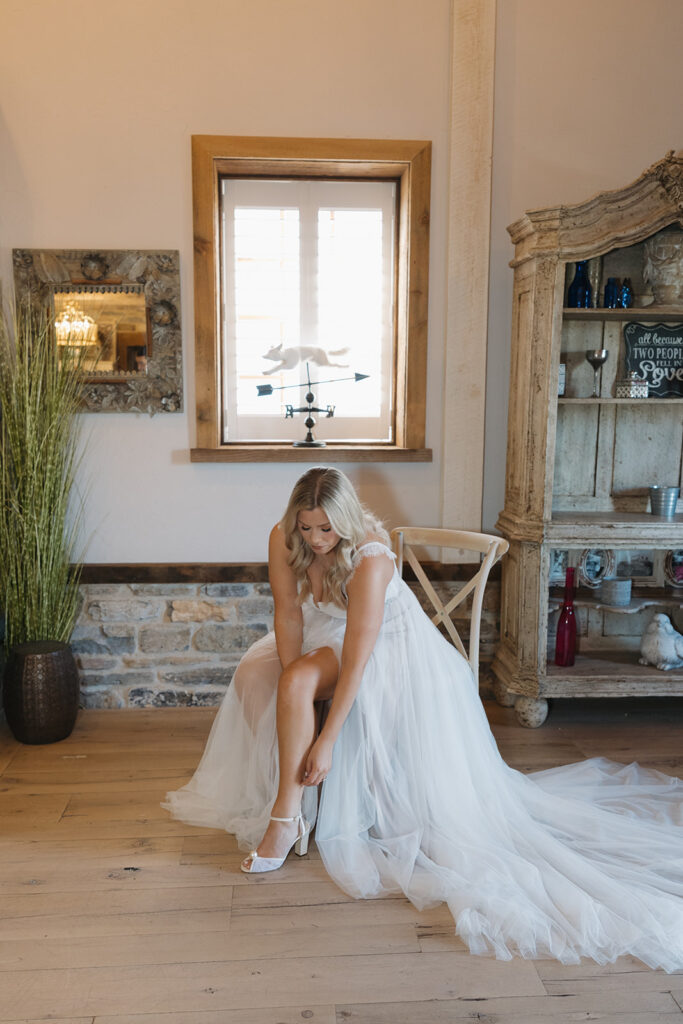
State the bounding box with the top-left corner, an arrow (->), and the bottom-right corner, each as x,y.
1,699 -> 682,1024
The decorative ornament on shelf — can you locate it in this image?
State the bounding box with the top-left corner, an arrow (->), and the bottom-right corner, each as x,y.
615,371 -> 649,398
567,261 -> 592,308
639,613 -> 683,671
618,277 -> 634,308
257,362 -> 369,447
642,230 -> 683,304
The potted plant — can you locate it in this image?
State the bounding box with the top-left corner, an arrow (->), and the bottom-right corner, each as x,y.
0,299 -> 88,743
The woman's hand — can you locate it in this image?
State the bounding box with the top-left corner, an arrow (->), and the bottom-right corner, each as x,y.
303,736 -> 334,786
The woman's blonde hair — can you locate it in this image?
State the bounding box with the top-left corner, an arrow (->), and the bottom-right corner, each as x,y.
281,467 -> 388,606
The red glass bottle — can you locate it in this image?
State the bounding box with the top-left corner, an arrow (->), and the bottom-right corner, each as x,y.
554,567 -> 577,666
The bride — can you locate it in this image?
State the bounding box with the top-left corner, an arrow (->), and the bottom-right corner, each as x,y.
163,467 -> 683,971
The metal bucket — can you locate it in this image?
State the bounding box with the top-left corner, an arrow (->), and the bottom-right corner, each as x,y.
649,485 -> 680,517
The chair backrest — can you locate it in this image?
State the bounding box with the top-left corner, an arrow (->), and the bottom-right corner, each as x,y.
390,527 -> 509,686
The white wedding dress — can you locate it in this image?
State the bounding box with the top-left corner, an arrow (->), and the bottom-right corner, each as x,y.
163,542 -> 683,972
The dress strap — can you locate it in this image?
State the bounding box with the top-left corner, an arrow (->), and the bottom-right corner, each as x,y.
351,541 -> 397,566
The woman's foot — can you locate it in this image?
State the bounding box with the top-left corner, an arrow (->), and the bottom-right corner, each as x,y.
240,812 -> 310,874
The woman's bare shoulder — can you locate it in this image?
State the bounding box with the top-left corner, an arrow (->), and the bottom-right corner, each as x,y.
269,523 -> 299,600
269,521 -> 286,549
269,522 -> 292,572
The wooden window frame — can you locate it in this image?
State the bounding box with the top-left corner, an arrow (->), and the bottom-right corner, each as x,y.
190,135 -> 432,463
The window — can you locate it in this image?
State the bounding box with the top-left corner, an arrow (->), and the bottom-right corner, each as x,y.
190,136 -> 431,462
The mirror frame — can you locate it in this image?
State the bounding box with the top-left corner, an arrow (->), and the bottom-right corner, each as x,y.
13,248 -> 183,414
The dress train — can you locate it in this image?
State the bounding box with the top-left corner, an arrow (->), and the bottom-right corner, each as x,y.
163,543 -> 683,972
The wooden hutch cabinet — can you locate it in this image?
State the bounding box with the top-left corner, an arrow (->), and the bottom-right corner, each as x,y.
493,153 -> 683,727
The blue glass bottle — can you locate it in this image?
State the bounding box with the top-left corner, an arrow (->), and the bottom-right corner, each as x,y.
567,261 -> 592,308
618,277 -> 633,308
603,277 -> 619,308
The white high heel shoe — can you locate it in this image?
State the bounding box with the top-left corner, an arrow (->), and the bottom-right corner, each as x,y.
240,812 -> 311,874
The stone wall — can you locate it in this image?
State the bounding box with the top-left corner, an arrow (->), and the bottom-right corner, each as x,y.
73,578 -> 502,707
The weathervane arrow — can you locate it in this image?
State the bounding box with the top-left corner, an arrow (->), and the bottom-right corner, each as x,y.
257,372 -> 368,397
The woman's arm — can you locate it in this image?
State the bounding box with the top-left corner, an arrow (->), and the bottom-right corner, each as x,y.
303,550 -> 393,785
268,523 -> 304,669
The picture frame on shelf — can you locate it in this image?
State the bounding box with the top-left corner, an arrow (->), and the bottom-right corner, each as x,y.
577,548 -> 616,589
664,550 -> 683,588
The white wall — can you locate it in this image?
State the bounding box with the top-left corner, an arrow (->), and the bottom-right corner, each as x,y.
484,0 -> 683,530
4,0 -> 683,560
0,0 -> 451,562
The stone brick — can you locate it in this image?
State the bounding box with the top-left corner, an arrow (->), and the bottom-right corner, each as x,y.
255,583 -> 273,596
76,655 -> 120,671
159,665 -> 236,687
201,583 -> 249,598
128,687 -> 225,708
80,584 -> 132,598
193,623 -> 267,653
102,624 -> 137,638
80,688 -> 127,709
237,597 -> 274,619
71,627 -> 136,656
129,584 -> 199,596
80,671 -> 157,689
170,600 -> 236,623
138,624 -> 192,653
88,599 -> 163,622
122,653 -> 214,668
129,688 -> 191,707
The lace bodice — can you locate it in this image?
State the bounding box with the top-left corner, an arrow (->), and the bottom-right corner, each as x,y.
305,541 -> 398,619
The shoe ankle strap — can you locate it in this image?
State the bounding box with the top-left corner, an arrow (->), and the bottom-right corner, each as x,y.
270,813 -> 301,823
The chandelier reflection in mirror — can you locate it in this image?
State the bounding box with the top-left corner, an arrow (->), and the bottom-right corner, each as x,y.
52,285 -> 149,378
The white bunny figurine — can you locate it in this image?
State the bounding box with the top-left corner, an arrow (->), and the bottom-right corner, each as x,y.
639,613 -> 683,671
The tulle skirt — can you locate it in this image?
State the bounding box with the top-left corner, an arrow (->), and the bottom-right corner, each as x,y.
163,581 -> 683,972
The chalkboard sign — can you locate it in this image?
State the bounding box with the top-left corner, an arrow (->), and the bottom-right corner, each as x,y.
623,322 -> 683,397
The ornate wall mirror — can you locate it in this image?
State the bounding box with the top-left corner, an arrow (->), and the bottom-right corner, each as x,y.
13,249 -> 183,414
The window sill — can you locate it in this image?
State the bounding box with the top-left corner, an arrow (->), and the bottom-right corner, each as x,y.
190,445 -> 433,463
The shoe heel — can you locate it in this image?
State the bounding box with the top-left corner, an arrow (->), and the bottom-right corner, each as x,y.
294,822 -> 310,857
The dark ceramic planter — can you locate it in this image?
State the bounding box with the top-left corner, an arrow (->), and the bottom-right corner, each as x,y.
3,641 -> 80,744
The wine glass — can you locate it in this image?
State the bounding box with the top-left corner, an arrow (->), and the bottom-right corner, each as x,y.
585,349 -> 608,398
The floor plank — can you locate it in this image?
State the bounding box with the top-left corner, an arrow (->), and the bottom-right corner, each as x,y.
0,920 -> 419,972
335,994 -> 683,1022
0,951 -> 545,1020
94,1008 -> 335,1024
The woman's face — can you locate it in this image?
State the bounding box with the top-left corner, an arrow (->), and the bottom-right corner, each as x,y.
297,506 -> 340,556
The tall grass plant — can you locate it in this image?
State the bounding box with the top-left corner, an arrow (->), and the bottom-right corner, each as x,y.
0,301 -> 88,648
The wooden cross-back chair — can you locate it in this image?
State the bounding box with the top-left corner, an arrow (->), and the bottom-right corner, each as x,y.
390,527 -> 509,687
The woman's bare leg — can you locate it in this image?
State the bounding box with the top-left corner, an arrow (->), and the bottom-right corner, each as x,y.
243,646 -> 338,863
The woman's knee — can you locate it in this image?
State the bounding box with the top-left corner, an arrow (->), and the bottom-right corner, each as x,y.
277,661 -> 316,705
277,649 -> 337,705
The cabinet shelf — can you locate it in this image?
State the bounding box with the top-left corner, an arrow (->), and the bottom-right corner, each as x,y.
563,306 -> 683,322
544,650 -> 683,695
548,592 -> 682,614
558,397 -> 683,405
547,512 -> 683,545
